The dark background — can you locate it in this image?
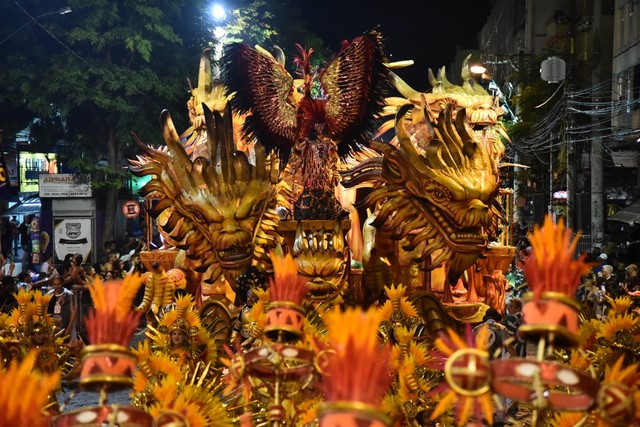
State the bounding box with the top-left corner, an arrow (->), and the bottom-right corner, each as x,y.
297,0 -> 495,90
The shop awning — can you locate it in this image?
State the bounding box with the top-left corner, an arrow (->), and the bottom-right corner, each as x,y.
609,199 -> 640,225
2,196 -> 40,216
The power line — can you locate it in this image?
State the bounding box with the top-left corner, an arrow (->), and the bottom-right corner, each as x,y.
11,0 -> 90,67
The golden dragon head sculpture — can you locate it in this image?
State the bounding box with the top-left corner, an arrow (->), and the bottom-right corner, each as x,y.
343,57 -> 507,285
130,104 -> 284,291
380,55 -> 510,164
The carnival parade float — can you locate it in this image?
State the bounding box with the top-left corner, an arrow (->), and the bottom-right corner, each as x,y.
1,29 -> 640,427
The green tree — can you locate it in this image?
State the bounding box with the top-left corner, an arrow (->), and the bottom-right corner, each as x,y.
0,0 -> 330,249
0,0 -> 212,245
220,0 -> 329,71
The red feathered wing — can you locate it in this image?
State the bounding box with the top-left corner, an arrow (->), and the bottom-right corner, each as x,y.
222,43 -> 299,160
320,30 -> 389,157
222,30 -> 389,161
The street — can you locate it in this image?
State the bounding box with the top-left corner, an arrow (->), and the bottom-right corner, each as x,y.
57,329 -> 146,411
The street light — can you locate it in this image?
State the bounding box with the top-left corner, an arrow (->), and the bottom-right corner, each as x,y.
0,6 -> 72,46
469,62 -> 487,75
211,4 -> 226,21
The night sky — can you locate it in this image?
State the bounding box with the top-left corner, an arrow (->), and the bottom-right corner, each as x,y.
297,0 -> 495,90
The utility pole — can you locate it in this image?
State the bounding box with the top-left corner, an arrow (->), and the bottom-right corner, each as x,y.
549,132 -> 554,217
566,0 -> 576,231
591,0 -> 605,245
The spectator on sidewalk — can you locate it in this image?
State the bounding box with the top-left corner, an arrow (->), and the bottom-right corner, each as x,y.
624,264 -> 640,292
46,275 -> 77,340
9,216 -> 19,256
623,264 -> 640,309
16,271 -> 32,290
0,254 -> 15,280
18,215 -> 34,270
40,252 -> 54,275
503,297 -> 526,357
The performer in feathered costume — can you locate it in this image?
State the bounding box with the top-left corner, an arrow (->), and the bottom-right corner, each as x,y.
221,30 -> 390,220
145,293 -> 217,368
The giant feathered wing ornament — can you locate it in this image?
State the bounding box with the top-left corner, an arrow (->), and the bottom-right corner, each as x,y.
221,30 -> 389,220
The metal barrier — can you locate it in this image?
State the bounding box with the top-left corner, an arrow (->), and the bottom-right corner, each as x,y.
574,234 -> 616,256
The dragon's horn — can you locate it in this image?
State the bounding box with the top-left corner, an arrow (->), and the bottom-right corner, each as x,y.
437,67 -> 453,88
198,48 -> 212,92
160,110 -> 192,175
220,102 -> 236,183
396,104 -> 422,162
389,71 -> 420,100
273,45 -> 285,67
428,68 -> 446,94
461,54 -> 472,82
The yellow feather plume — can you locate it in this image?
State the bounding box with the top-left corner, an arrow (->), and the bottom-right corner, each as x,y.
607,295 -> 634,315
458,396 -> 474,426
150,375 -> 233,427
598,313 -> 637,341
0,351 -> 60,427
430,390 -> 458,420
479,394 -> 494,425
14,288 -> 32,307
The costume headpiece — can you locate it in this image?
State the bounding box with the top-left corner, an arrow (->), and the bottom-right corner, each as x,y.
519,215 -> 591,346
317,306 -> 393,426
80,274 -> 144,391
157,294 -> 200,338
8,289 -> 54,338
378,284 -> 425,342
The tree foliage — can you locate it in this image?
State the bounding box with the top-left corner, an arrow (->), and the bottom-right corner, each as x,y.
0,0 -> 213,242
220,0 -> 330,72
0,0 -> 331,243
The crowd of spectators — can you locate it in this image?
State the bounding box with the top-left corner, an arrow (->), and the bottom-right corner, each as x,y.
0,231 -> 148,343
510,222 -> 640,319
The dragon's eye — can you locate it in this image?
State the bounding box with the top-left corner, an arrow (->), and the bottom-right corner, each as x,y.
192,210 -> 204,222
433,189 -> 448,200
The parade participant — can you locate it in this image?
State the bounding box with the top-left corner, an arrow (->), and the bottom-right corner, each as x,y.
146,294 -> 216,368
46,276 -> 77,339
4,289 -> 76,389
